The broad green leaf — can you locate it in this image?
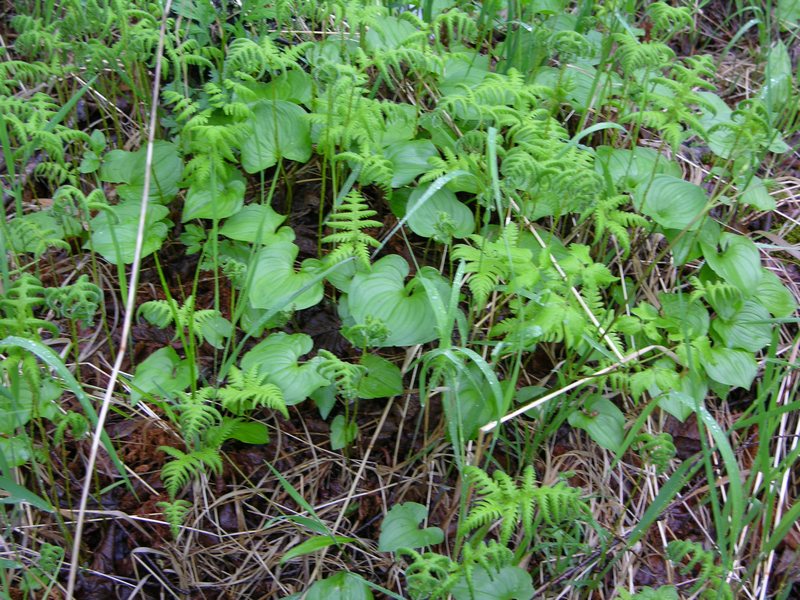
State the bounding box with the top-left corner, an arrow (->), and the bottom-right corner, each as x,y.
378,502 -> 444,552
658,372 -> 706,422
739,176 -> 775,210
756,270 -> 797,317
341,254 -> 451,347
712,300 -> 772,352
438,54 -> 490,96
702,346 -> 758,389
100,141 -> 183,203
241,333 -> 328,405
306,572 -> 373,600
330,414 -> 358,450
220,205 -> 287,244
0,378 -> 60,433
280,535 -> 354,564
568,396 -> 625,453
241,100 -> 312,173
182,164 -> 245,221
451,565 -> 534,600
778,0 -> 800,24
249,240 -> 324,313
225,420 -> 269,444
703,233 -> 762,294
385,140 -> 438,187
663,217 -> 720,266
130,346 -> 193,404
365,16 -> 419,50
657,293 -> 709,339
196,314 -> 233,349
378,104 -> 418,146
87,201 -> 171,265
357,354 -> 403,399
658,391 -> 695,422
442,361 -> 499,440
0,476 -> 53,511
759,41 -> 792,115
0,436 -> 31,468
245,70 -> 313,105
595,145 -> 681,191
637,175 -> 707,231
405,184 -> 474,240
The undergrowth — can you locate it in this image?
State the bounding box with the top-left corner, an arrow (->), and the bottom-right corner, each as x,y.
0,0 -> 799,599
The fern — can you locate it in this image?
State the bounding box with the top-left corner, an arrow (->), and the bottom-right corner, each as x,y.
634,432 -> 676,474
317,350 -> 366,401
138,295 -> 232,348
452,223 -> 535,310
322,191 -> 382,269
45,275 -> 103,326
174,389 -> 221,443
462,465 -> 587,545
157,499 -> 193,538
159,445 -> 223,499
216,366 -> 288,418
580,194 -> 649,256
667,540 -> 732,599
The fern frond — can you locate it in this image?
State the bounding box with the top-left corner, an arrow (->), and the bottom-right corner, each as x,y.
159,445 -> 223,499
157,499 -> 192,538
217,366 -> 288,417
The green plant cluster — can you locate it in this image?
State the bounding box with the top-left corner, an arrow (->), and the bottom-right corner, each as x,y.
1,0 -> 798,598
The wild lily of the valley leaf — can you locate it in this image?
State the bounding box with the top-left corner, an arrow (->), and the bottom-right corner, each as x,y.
378,502 -> 444,552
451,565 -> 534,600
702,233 -> 762,294
248,239 -> 324,313
357,354 -> 403,399
340,254 -> 451,347
182,163 -> 245,221
87,200 -> 171,265
405,184 -> 474,241
129,346 -> 193,404
700,344 -> 758,390
568,396 -> 625,453
100,140 -> 183,203
305,572 -> 373,600
711,300 -> 773,352
240,100 -> 312,173
385,140 -> 439,187
330,414 -> 358,450
637,175 -> 707,231
220,205 -> 288,244
240,332 -> 328,405
594,145 -> 681,192
756,270 -> 798,318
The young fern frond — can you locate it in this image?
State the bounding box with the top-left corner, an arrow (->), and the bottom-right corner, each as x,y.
159,446 -> 223,499
452,223 -> 535,310
613,34 -> 674,72
157,499 -> 193,538
175,389 -> 221,443
317,350 -> 366,400
322,190 -> 382,269
666,540 -> 732,599
217,366 -> 288,418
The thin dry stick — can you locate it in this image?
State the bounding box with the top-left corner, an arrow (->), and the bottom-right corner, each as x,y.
480,345 -> 678,433
64,2 -> 173,596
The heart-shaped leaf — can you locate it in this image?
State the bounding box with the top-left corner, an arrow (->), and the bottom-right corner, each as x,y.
385,140 -> 438,187
637,175 -> 707,231
241,100 -> 312,173
88,201 -> 171,265
378,502 -> 444,552
241,333 -> 328,405
756,270 -> 797,317
712,300 -> 772,352
406,184 -> 474,240
219,205 -> 286,244
451,565 -> 534,600
330,414 -> 358,450
305,572 -> 372,600
249,239 -> 324,313
100,140 -> 183,203
595,145 -> 681,191
702,345 -> 758,389
341,254 -> 450,347
357,354 -> 403,399
182,164 -> 245,221
130,346 -> 193,404
703,233 -> 762,294
568,396 -> 625,453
